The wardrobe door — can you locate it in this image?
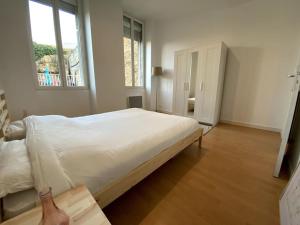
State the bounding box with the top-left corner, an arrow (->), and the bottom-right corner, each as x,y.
173,50 -> 189,116
195,45 -> 221,124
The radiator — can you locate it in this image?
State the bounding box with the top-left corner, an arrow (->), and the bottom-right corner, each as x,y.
127,96 -> 143,108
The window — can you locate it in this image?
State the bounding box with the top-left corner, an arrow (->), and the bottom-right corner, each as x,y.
123,15 -> 144,87
28,0 -> 85,88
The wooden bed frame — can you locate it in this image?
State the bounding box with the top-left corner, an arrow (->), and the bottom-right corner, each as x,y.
0,89 -> 203,221
0,90 -> 10,142
0,90 -> 10,222
94,127 -> 202,208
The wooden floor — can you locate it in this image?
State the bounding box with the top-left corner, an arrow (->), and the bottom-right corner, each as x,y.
103,124 -> 288,225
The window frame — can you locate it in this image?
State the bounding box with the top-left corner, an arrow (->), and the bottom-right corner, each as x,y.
27,0 -> 88,90
123,13 -> 145,88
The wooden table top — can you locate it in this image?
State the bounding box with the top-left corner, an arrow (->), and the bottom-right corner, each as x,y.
1,186 -> 111,225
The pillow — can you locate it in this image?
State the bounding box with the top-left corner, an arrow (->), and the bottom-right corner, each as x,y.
0,139 -> 33,198
5,120 -> 26,140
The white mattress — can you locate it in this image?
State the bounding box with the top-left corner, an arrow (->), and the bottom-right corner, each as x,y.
4,109 -> 200,219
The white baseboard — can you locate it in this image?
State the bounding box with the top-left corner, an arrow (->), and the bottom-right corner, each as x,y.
220,119 -> 281,133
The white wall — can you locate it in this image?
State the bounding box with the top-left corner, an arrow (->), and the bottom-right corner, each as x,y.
84,0 -> 126,113
0,78 -> 3,90
153,0 -> 300,130
144,19 -> 161,110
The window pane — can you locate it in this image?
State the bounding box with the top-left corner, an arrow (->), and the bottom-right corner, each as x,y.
59,10 -> 84,87
134,21 -> 143,86
124,37 -> 132,86
29,1 -> 61,87
123,16 -> 132,86
134,40 -> 142,86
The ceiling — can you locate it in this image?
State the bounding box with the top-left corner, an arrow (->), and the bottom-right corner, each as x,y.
121,0 -> 254,21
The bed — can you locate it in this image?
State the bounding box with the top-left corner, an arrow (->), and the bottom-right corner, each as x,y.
0,90 -> 203,221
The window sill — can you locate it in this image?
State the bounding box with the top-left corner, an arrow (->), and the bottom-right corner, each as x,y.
35,86 -> 89,91
125,86 -> 145,90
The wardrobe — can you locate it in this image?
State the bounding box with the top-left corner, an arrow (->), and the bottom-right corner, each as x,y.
173,42 -> 227,126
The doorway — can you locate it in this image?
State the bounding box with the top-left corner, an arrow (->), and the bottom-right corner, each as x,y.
286,92 -> 300,174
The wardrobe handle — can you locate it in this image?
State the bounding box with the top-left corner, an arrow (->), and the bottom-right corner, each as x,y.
184,82 -> 189,91
200,81 -> 204,91
288,71 -> 300,78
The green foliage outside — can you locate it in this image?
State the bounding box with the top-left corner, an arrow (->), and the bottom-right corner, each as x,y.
33,42 -> 57,61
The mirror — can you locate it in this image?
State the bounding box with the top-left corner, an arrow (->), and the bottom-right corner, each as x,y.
186,51 -> 198,118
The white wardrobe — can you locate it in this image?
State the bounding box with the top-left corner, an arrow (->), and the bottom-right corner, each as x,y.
173,42 -> 227,126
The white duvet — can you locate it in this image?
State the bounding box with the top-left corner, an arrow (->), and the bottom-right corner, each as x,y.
24,108 -> 200,197
0,140 -> 33,198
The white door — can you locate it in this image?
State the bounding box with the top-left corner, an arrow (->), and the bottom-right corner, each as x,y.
273,70 -> 300,177
173,50 -> 189,116
280,163 -> 300,225
195,45 -> 221,124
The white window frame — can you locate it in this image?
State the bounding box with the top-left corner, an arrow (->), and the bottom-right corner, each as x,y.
123,13 -> 145,88
27,0 -> 88,90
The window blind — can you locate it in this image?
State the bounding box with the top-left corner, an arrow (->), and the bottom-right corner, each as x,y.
30,0 -> 77,14
134,21 -> 142,42
123,16 -> 131,39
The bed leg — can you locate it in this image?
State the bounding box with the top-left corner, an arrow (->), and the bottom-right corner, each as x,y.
198,136 -> 202,149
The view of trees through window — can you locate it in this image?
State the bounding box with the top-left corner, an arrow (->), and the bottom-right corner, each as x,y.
29,0 -> 83,87
124,36 -> 132,86
123,16 -> 143,87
